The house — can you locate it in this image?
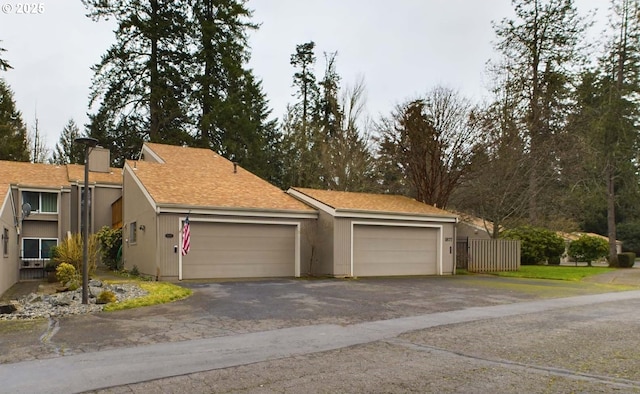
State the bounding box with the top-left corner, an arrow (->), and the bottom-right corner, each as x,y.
559,231 -> 623,264
121,143 -> 317,280
0,148 -> 122,295
287,187 -> 458,277
454,211 -> 495,240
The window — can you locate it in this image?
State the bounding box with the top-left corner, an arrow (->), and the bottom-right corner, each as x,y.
22,238 -> 57,259
22,191 -> 57,213
130,221 -> 137,244
2,228 -> 8,256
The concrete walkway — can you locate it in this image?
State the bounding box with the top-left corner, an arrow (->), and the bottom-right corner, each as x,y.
3,289 -> 640,394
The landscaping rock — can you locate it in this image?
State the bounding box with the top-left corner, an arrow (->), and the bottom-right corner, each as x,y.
0,303 -> 17,314
0,283 -> 148,320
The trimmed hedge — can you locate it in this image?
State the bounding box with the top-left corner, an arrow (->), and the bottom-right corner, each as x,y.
617,252 -> 636,268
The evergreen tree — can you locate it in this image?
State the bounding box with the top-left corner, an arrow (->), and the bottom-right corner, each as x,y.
0,79 -> 29,162
83,0 -> 193,159
191,0 -> 280,181
493,0 -> 588,224
52,119 -> 85,165
568,0 -> 640,264
0,41 -> 11,72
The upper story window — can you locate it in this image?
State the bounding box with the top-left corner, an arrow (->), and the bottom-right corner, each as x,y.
22,191 -> 57,214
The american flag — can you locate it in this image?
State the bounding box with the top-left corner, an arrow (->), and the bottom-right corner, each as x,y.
181,216 -> 191,256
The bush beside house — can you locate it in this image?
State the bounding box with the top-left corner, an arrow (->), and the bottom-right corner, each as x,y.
567,235 -> 609,266
501,226 -> 565,265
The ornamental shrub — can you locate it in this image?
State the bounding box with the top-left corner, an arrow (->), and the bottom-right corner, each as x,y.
56,262 -> 78,285
96,290 -> 117,304
53,233 -> 99,277
617,252 -> 636,268
568,235 -> 609,266
96,226 -> 123,271
501,225 -> 565,265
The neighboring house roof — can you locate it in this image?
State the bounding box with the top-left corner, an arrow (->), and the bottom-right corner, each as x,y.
289,187 -> 457,219
558,231 -> 622,245
452,211 -> 497,235
0,160 -> 123,192
129,143 -> 315,213
0,161 -> 70,191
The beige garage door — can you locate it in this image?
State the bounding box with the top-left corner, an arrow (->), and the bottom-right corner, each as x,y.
353,225 -> 438,276
183,222 -> 295,279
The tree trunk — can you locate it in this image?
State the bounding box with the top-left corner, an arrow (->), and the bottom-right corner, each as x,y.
149,0 -> 160,142
606,161 -> 618,266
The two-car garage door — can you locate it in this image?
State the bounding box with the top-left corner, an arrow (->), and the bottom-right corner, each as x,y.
182,222 -> 296,279
353,225 -> 438,276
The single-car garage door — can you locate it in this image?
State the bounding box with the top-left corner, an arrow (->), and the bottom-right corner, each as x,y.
353,225 -> 438,276
183,222 -> 296,279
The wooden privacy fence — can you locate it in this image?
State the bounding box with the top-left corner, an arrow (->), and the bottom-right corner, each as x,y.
457,238 -> 521,272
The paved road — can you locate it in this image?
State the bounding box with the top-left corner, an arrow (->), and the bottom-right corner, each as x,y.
1,290 -> 640,393
0,273 -> 639,393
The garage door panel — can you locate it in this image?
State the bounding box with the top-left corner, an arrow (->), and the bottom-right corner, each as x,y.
183,222 -> 295,279
354,225 -> 438,276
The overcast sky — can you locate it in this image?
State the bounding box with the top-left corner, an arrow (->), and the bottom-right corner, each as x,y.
1,0 -> 604,153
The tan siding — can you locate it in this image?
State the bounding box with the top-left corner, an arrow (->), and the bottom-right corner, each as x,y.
0,190 -> 19,296
70,185 -> 79,234
442,223 -> 455,274
307,210 -> 333,276
333,218 -> 351,277
93,186 -> 122,232
158,214 -> 180,278
122,169 -> 157,278
22,220 -> 58,238
59,191 -> 71,238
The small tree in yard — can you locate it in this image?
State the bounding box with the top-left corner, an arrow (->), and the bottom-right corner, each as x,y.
96,226 -> 123,271
568,235 -> 609,267
501,225 -> 565,265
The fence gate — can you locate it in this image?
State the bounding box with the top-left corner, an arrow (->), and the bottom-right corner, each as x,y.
456,237 -> 469,269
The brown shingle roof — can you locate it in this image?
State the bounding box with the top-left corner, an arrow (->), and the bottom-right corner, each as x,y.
291,187 -> 456,217
132,143 -> 314,212
0,160 -> 123,197
0,161 -> 69,190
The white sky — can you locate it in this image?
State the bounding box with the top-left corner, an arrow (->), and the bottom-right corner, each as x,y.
1,0 -> 605,153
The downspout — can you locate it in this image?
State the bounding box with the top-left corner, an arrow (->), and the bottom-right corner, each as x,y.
453,217 -> 458,275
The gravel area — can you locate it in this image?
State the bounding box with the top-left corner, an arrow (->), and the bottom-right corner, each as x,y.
0,280 -> 148,320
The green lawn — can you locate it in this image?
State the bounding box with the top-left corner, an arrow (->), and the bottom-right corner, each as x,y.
490,265 -> 615,281
102,281 -> 192,311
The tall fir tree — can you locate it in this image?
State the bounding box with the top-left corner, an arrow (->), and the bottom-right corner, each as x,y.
83,0 -> 193,163
52,119 -> 85,165
493,0 -> 588,225
0,41 -> 11,72
191,0 -> 280,181
0,79 -> 29,162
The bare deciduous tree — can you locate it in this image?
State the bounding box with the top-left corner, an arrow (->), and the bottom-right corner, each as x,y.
376,86 -> 480,208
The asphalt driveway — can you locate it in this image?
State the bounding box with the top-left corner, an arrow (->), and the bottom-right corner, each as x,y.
0,274 -> 633,365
